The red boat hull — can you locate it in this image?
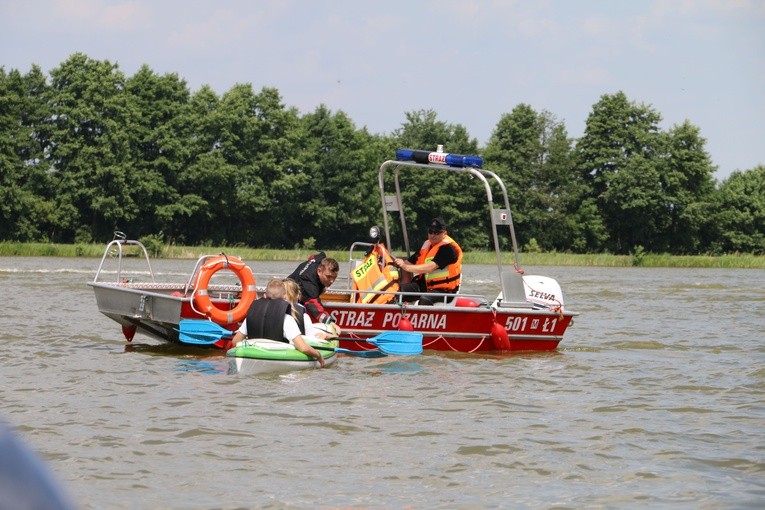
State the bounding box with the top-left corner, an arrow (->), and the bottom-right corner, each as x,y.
323,301 -> 574,353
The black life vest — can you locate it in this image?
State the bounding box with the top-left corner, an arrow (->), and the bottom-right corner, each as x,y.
245,298 -> 291,342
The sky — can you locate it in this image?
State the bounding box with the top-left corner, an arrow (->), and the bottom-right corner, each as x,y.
1,0 -> 763,181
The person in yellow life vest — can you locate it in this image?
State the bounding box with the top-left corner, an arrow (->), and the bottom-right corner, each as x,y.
351,243 -> 400,304
393,217 -> 463,305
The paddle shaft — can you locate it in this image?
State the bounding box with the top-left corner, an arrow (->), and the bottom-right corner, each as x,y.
179,319 -> 421,354
335,335 -> 419,344
314,345 -> 386,358
336,337 -> 379,342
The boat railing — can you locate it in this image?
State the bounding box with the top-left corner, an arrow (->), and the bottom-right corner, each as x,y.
92,232 -> 157,284
93,233 -> 247,302
378,151 -> 524,291
320,286 -> 490,308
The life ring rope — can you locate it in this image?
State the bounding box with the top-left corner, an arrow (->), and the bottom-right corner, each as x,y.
191,254 -> 257,324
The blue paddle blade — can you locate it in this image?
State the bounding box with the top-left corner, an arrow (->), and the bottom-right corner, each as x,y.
366,331 -> 423,355
179,319 -> 231,336
177,319 -> 233,345
178,332 -> 220,345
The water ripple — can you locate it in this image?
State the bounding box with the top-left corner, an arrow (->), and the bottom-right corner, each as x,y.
1,261 -> 763,509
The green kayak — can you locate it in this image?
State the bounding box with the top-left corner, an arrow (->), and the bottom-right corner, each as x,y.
227,338 -> 339,375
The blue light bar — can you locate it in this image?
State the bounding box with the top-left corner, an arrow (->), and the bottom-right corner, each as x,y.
396,149 -> 483,169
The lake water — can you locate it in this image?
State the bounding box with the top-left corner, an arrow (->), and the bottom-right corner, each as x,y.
1,257 -> 763,509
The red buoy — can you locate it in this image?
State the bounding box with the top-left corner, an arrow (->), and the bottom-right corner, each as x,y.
491,321 -> 511,351
122,324 -> 137,342
454,297 -> 479,308
398,315 -> 414,331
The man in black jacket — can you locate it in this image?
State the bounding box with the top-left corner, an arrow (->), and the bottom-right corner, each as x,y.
287,252 -> 342,334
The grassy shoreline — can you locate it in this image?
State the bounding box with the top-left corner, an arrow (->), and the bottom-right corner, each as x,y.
1,241 -> 763,268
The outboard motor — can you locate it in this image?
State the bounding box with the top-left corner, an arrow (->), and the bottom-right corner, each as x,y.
522,275 -> 565,310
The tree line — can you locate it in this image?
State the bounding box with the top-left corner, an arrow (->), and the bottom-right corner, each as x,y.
1,53 -> 763,255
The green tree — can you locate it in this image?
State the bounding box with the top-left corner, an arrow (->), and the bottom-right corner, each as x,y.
483,104 -> 578,252
296,105 -> 388,249
45,53 -> 138,243
660,120 -> 717,253
4,53 -> 757,256
0,65 -> 56,241
709,166 -> 765,254
232,86 -> 303,247
205,83 -> 269,245
124,65 -> 193,242
169,85 -> 221,244
601,153 -> 667,251
575,91 -> 666,253
174,83 -> 266,245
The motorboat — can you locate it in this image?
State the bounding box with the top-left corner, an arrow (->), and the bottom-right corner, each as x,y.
89,148 -> 577,353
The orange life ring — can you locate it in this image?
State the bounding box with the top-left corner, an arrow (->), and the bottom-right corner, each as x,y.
193,255 -> 257,324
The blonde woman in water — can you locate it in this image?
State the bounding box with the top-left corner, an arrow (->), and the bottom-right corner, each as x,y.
283,279 -> 337,339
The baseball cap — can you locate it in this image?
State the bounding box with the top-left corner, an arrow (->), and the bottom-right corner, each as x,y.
428,218 -> 447,233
